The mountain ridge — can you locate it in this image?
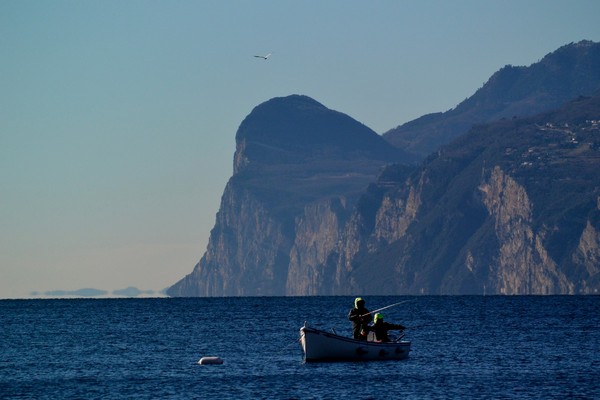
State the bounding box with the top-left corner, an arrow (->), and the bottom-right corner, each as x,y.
167,41 -> 600,296
383,40 -> 600,160
349,95 -> 600,294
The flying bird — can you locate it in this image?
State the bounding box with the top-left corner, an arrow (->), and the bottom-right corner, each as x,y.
253,53 -> 272,60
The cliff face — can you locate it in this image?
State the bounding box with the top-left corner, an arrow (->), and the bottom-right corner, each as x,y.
479,166 -> 573,294
167,95 -> 405,296
573,217 -> 600,292
348,96 -> 600,295
169,97 -> 600,296
168,43 -> 600,297
167,184 -> 292,296
168,95 -> 600,297
286,198 -> 347,295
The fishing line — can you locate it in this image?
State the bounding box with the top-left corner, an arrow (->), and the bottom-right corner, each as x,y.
360,299 -> 415,317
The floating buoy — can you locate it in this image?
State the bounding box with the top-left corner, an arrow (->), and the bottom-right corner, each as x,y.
198,356 -> 223,365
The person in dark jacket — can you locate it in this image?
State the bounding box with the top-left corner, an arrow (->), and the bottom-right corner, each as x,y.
367,313 -> 405,342
348,297 -> 372,340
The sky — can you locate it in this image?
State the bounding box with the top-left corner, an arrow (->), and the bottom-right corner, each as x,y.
1,0 -> 599,298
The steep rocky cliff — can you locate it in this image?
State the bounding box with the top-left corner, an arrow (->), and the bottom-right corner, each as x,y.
168,43 -> 600,297
167,95 -> 406,296
347,96 -> 600,294
169,96 -> 600,296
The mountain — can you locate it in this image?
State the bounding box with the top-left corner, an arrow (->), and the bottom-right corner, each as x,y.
384,40 -> 600,161
347,95 -> 600,294
168,42 -> 600,297
167,95 -> 407,296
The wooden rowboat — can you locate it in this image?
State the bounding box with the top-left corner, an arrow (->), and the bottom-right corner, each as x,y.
299,323 -> 411,362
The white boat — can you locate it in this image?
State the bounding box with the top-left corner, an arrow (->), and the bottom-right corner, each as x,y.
299,323 -> 411,362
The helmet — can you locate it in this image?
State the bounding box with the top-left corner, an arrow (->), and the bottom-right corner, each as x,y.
354,297 -> 365,308
374,313 -> 384,323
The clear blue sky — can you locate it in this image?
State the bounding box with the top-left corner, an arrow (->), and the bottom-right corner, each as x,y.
1,0 -> 599,298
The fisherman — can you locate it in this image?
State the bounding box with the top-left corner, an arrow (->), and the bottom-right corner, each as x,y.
367,313 -> 406,343
348,297 -> 372,340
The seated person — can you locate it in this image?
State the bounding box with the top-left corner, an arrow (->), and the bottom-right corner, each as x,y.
367,313 -> 405,342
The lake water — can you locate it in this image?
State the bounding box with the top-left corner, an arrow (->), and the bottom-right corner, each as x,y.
1,296 -> 598,399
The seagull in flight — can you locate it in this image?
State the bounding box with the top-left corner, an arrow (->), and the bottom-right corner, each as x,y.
253,53 -> 272,60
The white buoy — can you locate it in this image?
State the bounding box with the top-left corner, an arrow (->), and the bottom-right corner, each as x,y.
198,356 -> 223,365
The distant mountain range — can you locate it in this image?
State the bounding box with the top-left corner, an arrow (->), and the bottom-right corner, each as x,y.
168,40 -> 600,296
384,40 -> 600,161
31,287 -> 161,298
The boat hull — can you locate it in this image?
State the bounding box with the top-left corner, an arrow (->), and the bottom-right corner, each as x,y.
299,325 -> 411,362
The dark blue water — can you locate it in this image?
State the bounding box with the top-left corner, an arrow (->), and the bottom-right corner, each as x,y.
1,296 -> 598,399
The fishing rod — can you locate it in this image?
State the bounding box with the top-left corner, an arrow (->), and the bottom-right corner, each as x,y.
360,300 -> 414,317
